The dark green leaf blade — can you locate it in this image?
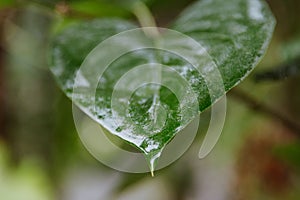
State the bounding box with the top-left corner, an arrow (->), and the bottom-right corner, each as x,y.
50,19 -> 138,96
49,0 -> 276,174
173,0 -> 276,95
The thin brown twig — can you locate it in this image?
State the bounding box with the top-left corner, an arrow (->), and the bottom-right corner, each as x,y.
230,89 -> 300,135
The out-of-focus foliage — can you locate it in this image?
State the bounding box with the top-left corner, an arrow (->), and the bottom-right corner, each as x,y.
0,0 -> 14,9
273,142 -> 300,170
0,144 -> 53,200
69,1 -> 131,18
283,34 -> 300,61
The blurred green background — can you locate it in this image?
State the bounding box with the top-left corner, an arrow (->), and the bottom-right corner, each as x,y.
0,0 -> 300,199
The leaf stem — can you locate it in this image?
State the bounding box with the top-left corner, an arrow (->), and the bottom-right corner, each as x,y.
131,1 -> 160,38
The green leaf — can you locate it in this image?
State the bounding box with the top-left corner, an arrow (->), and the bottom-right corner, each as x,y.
49,0 -> 275,174
172,0 -> 275,91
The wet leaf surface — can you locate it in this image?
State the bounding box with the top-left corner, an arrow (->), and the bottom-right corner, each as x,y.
49,0 -> 275,173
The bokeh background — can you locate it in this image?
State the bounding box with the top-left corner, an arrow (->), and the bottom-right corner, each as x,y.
0,0 -> 300,199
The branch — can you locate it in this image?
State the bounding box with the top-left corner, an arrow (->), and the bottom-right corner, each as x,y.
229,89 -> 300,134
254,56 -> 300,82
